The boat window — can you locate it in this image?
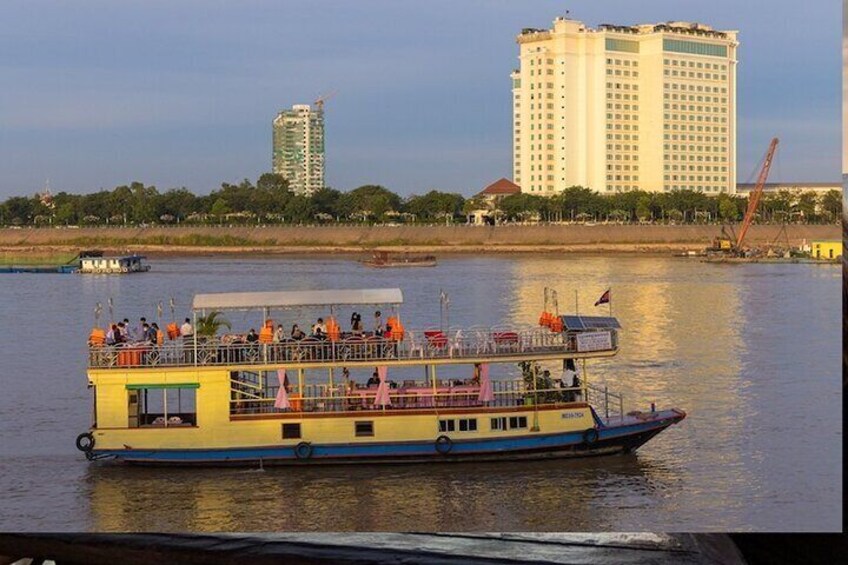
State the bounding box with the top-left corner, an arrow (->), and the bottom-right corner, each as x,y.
127,385 -> 198,427
492,416 -> 527,431
282,423 -> 301,439
355,421 -> 374,437
509,416 -> 528,430
438,419 -> 456,432
458,418 -> 477,432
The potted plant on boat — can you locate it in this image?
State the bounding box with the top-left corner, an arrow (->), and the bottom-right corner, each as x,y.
196,311 -> 231,343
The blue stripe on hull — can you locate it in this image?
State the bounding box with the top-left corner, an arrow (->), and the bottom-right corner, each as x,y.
92,414 -> 683,465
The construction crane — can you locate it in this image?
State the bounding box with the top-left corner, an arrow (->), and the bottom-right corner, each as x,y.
709,137 -> 779,256
314,90 -> 337,111
735,137 -> 779,250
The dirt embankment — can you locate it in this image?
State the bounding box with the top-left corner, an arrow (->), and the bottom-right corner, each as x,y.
0,224 -> 839,255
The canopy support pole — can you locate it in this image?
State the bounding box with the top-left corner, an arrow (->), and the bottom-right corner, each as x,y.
192,311 -> 198,367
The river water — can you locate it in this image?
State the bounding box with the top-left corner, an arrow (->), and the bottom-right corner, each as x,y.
0,254 -> 841,532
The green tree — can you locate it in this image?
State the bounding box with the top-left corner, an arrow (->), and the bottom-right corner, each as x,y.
717,195 -> 739,221
820,189 -> 842,221
210,197 -> 230,217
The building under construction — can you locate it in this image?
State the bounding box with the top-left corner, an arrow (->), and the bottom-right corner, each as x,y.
272,103 -> 325,196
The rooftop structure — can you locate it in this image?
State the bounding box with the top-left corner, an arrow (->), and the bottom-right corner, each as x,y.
512,17 -> 738,195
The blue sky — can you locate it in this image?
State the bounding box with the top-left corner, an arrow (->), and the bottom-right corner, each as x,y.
0,0 -> 841,198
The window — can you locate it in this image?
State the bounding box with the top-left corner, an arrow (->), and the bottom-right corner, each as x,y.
127,384 -> 198,428
460,419 -> 478,432
282,423 -> 301,439
355,421 -> 374,437
491,416 -> 528,431
438,419 -> 456,432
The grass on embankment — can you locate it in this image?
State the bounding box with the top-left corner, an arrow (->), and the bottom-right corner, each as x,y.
0,251 -> 79,265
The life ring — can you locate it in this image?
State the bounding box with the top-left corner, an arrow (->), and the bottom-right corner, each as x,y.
94,268 -> 104,274
76,432 -> 95,452
293,441 -> 313,460
583,428 -> 599,445
121,267 -> 129,273
434,435 -> 453,455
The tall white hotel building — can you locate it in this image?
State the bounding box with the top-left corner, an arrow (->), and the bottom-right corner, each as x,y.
511,17 -> 738,195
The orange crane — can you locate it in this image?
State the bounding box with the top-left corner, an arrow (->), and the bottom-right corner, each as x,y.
734,137 -> 779,251
314,90 -> 337,111
709,137 -> 779,255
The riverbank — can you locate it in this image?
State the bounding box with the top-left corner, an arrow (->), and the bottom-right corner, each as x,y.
0,224 -> 839,255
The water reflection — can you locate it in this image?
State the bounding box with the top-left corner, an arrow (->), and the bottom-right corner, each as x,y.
85,454 -> 675,532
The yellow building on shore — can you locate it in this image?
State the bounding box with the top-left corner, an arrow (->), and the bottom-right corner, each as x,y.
810,240 -> 842,260
512,17 -> 738,195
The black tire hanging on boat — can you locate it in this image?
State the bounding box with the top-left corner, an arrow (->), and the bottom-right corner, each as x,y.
583,428 -> 599,445
434,435 -> 453,455
294,441 -> 313,460
76,432 -> 95,452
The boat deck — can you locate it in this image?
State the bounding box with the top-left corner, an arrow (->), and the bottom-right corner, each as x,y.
88,326 -> 618,370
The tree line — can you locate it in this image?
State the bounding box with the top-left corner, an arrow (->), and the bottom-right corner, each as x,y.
0,173 -> 841,226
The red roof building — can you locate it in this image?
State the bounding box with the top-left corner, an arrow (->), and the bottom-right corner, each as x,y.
478,178 -> 521,197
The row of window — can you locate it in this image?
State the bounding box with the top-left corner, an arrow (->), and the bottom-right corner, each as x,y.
665,123 -> 727,133
607,123 -> 640,131
665,174 -> 728,182
664,69 -> 726,80
665,59 -> 727,70
606,58 -> 639,67
607,103 -> 640,111
281,417 -> 530,440
607,113 -> 639,121
606,82 -> 640,91
665,83 -> 727,94
607,175 -> 640,182
606,69 -> 639,77
607,93 -> 639,101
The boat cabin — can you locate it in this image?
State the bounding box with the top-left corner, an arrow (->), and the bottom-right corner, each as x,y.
79,255 -> 150,274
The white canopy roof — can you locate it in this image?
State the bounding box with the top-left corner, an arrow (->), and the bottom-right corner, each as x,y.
192,288 -> 403,311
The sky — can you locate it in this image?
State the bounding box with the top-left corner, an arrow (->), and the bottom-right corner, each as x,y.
0,0 -> 842,198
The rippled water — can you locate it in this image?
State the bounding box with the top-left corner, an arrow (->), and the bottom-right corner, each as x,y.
0,254 -> 841,531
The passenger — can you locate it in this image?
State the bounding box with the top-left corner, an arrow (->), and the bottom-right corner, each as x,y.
106,324 -> 118,346
273,324 -> 285,343
312,318 -> 327,339
571,372 -> 582,401
180,318 -> 194,344
137,317 -> 148,339
471,364 -> 481,385
116,322 -> 127,343
246,328 -> 259,344
122,318 -> 134,341
142,323 -> 154,343
366,370 -> 380,387
373,311 -> 384,336
291,324 -> 306,340
351,312 -> 363,335
151,322 -> 162,344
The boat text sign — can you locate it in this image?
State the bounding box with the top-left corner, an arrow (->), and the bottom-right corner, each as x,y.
575,331 -> 612,352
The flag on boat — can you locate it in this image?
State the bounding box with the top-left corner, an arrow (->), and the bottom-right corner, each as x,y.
594,289 -> 610,307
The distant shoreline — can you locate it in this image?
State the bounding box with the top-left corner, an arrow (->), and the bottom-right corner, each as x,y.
0,224 -> 839,256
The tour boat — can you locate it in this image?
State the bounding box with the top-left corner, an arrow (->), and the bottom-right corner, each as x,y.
76,288 -> 685,465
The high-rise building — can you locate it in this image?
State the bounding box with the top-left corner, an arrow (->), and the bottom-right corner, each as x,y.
272,104 -> 325,195
512,18 -> 738,195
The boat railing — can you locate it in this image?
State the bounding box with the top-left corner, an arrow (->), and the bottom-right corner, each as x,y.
586,382 -> 625,421
229,378 -> 588,416
87,327 -> 618,369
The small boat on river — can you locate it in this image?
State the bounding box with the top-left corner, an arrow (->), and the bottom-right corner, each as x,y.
76,288 -> 685,465
361,251 -> 436,268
